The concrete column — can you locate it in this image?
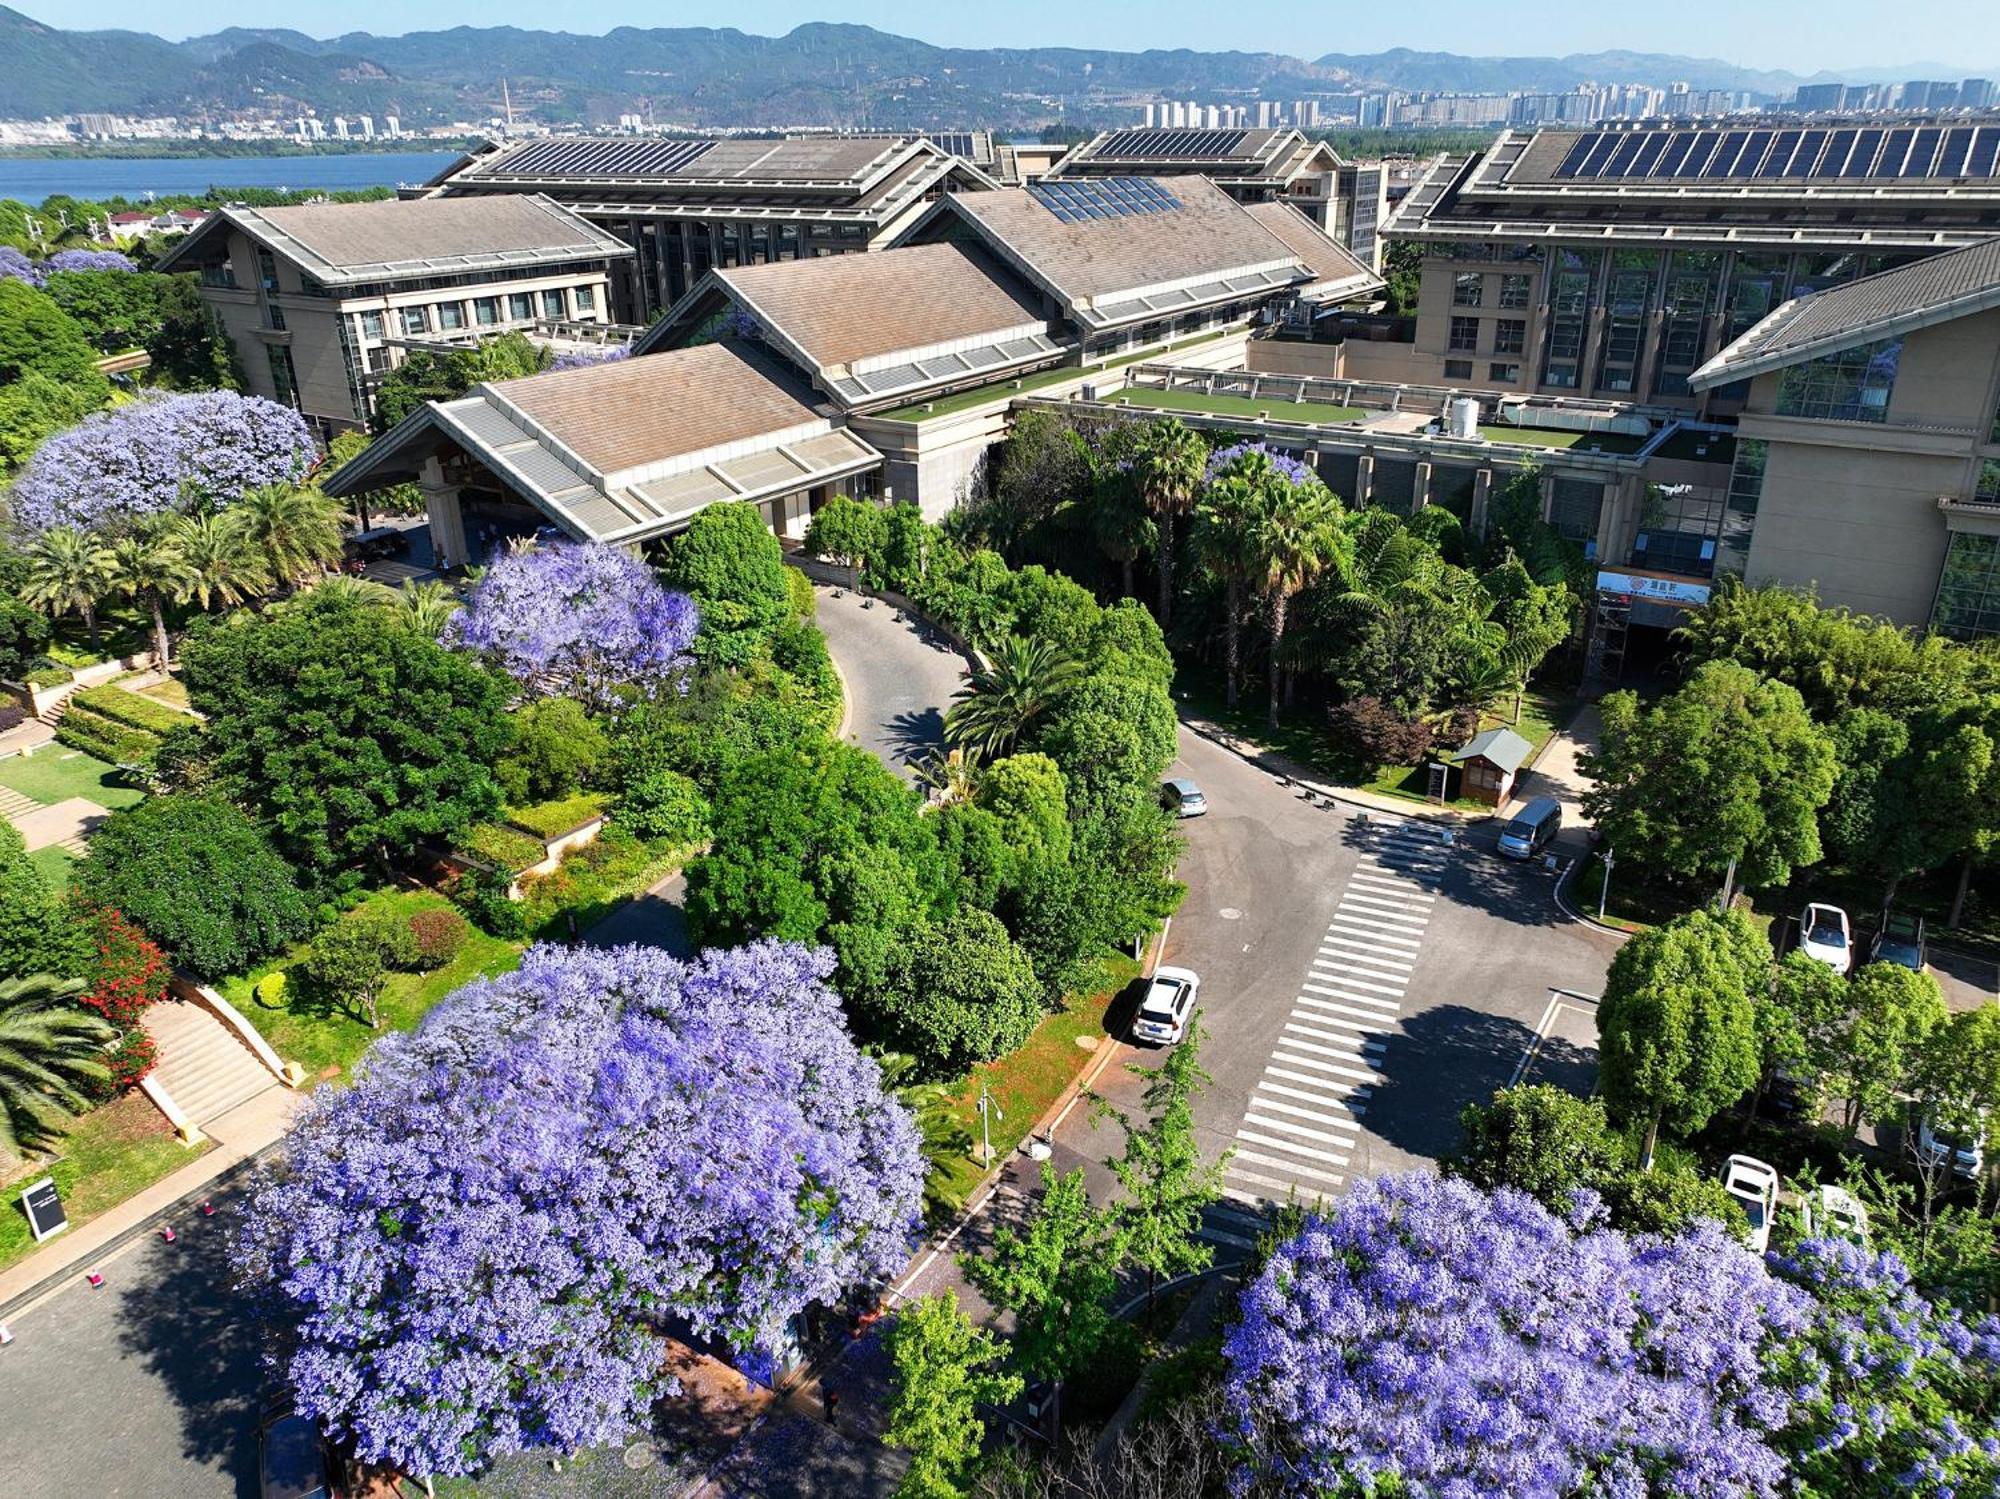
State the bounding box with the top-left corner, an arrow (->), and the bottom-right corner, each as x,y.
1470,467 -> 1493,537
1355,452 -> 1376,508
1591,480 -> 1621,566
419,457 -> 468,571
1412,459 -> 1433,512
1539,471 -> 1558,523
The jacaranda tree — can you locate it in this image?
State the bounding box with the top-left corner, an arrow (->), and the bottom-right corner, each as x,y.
9,390 -> 316,533
236,940 -> 923,1480
442,541 -> 700,709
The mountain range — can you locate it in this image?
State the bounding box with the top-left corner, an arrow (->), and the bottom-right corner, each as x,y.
0,7 -> 1987,131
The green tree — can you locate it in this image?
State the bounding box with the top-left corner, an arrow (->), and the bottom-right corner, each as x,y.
146,273 -> 239,391
43,267 -> 164,354
72,795 -> 314,979
1190,451 -> 1273,712
226,483 -> 345,589
105,522 -> 195,668
870,908 -> 1045,1077
1096,1014 -> 1225,1306
1835,704 -> 1999,905
959,1164 -> 1126,1387
300,911 -> 398,1028
661,500 -> 791,665
1453,1083 -> 1627,1213
494,697 -> 607,804
0,821 -> 81,982
1917,1004 -> 2000,1165
394,578 -> 461,638
1583,661 -> 1836,893
1248,470 -> 1350,729
178,592 -> 512,875
1828,962 -> 1949,1135
1124,417 -> 1208,627
172,511 -> 270,611
1605,1167 -> 1746,1241
1597,908 -> 1767,1165
883,1293 -> 1022,1499
0,370 -> 105,475
16,525 -> 114,650
371,332 -> 548,430
976,753 -> 1071,869
0,973 -> 116,1156
944,634 -> 1086,762
1030,671 -> 1179,822
802,494 -> 888,591
1758,951 -> 1850,1115
0,279 -> 112,395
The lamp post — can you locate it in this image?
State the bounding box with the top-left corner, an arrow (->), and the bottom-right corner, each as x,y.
1598,845 -> 1615,921
976,1082 -> 1003,1166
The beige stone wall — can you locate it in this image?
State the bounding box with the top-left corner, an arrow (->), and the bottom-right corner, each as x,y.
1246,339 -> 1344,378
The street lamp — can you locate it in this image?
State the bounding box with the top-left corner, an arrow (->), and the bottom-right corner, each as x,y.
976,1081 -> 1003,1166
1598,845 -> 1615,920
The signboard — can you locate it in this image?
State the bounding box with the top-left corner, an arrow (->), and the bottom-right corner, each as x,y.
1594,569 -> 1712,608
19,1177 -> 66,1243
1426,762 -> 1451,803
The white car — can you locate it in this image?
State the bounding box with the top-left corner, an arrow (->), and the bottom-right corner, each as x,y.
1132,966 -> 1199,1046
1798,903 -> 1853,974
1799,1184 -> 1869,1243
1721,1154 -> 1781,1251
1916,1111 -> 1987,1180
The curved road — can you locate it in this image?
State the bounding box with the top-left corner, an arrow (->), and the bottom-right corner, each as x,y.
812,583 -> 974,781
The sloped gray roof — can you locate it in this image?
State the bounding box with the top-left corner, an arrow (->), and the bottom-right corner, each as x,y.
1690,239 -> 2000,390
1240,201 -> 1383,302
1448,726 -> 1534,774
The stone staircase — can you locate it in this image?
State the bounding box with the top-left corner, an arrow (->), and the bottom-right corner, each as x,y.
141,997 -> 280,1127
35,680 -> 81,727
0,784 -> 36,822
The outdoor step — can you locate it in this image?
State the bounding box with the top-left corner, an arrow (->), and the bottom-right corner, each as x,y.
141,998 -> 278,1126
0,786 -> 38,819
54,834 -> 90,857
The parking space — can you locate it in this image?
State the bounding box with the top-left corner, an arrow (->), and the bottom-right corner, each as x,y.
1771,908 -> 1997,1013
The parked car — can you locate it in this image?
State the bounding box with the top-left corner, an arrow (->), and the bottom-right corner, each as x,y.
1797,903 -> 1853,974
1495,796 -> 1562,860
1800,1183 -> 1870,1243
1720,1154 -> 1781,1251
1132,966 -> 1199,1045
1160,777 -> 1208,818
258,1401 -> 338,1499
1870,910 -> 1928,973
1916,1110 -> 1987,1180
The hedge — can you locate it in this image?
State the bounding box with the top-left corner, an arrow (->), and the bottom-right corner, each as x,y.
55,707 -> 158,766
453,821 -> 547,873
71,685 -> 187,737
505,792 -> 610,841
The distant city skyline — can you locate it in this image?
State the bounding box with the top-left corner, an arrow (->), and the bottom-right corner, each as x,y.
17,0 -> 2000,79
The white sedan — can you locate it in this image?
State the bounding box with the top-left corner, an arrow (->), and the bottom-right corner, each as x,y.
1132,966 -> 1199,1046
1721,1154 -> 1781,1251
1798,903 -> 1852,974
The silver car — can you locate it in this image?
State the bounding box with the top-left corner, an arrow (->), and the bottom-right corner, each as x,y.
1132,966 -> 1199,1045
1160,778 -> 1208,818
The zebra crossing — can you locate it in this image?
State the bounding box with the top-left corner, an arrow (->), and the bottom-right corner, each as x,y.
1203,818 -> 1454,1243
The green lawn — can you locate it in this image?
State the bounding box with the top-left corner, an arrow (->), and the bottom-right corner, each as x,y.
135,677 -> 191,710
1103,386 -> 1369,425
219,888 -> 526,1082
0,748 -> 147,810
880,328 -> 1235,421
29,844 -> 78,891
0,1093 -> 210,1273
1478,425 -> 1647,456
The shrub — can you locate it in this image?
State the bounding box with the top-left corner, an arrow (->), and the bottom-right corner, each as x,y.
26,664 -> 72,688
55,707 -> 159,766
75,907 -> 169,1028
505,792 -> 609,841
406,908 -> 468,970
1329,695 -> 1435,766
254,971 -> 288,1008
104,1027 -> 158,1092
784,564 -> 816,620
71,684 -> 187,737
616,768 -> 711,846
494,697 -> 608,805
0,701 -> 23,734
450,865 -> 529,939
867,908 -> 1045,1077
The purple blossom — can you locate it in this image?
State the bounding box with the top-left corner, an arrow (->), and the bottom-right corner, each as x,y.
1223,1172 -> 1818,1497
442,541 -> 698,708
9,390 -> 316,533
1205,439 -> 1316,487
42,248 -> 138,273
0,246 -> 42,287
548,343 -> 632,372
234,940 -> 924,1479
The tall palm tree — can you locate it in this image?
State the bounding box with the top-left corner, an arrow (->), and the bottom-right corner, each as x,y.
17,527 -> 114,651
173,512 -> 271,611
1250,479 -> 1351,731
1191,471 -> 1268,712
229,483 -> 346,588
0,974 -> 115,1156
107,525 -> 196,670
1126,418 -> 1208,629
943,634 -> 1086,762
396,578 -> 463,638
1078,470 -> 1156,600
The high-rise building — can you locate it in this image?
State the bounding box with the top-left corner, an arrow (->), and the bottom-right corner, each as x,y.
1294,99 -> 1320,128
1257,100 -> 1279,128
384,116 -> 401,138
358,116 -> 375,140
333,117 -> 351,141
1964,79 -> 1997,109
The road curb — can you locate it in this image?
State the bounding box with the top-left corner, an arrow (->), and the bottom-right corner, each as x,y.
1552,854 -> 1636,940
1178,715 -> 1477,827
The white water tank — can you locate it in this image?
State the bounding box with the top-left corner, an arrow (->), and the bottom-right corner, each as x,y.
1448,397 -> 1479,439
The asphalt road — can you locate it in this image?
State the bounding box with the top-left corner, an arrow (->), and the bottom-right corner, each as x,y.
811,584 -> 973,782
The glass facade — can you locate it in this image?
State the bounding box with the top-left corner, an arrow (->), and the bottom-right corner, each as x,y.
1449,315 -> 1480,351
1651,252 -> 1723,397
1498,274 -> 1531,310
1717,438 -> 1766,577
1597,250 -> 1656,394
1550,478 -> 1604,550
1541,249 -> 1598,390
1632,482 -> 1727,575
1453,272 -> 1484,307
1934,531 -> 2000,639
1775,338 -> 1902,423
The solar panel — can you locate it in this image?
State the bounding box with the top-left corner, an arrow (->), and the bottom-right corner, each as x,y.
1027,175 -> 1183,221
1656,132 -> 1698,176
486,137 -> 717,179
1967,128 -> 2000,178
1757,130 -> 1803,178
1898,127 -> 1944,177
1550,121 -> 2000,183
1093,128 -> 1251,161
1936,126 -> 1977,178
925,132 -> 978,161
1577,134 -> 1623,177
1671,134 -> 1720,177
1554,136 -> 1595,176
1810,128 -> 1859,178
1702,130 -> 1754,177
1602,135 -> 1648,176
1877,129 -> 1916,176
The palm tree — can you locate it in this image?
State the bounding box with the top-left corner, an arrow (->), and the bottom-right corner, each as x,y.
173,513 -> 270,611
1079,471 -> 1156,600
229,483 -> 346,588
284,574 -> 396,612
1191,473 -> 1267,712
17,527 -> 114,651
1249,479 -> 1351,731
915,748 -> 980,808
943,634 -> 1086,762
1126,418 -> 1208,629
396,578 -> 463,638
106,525 -> 196,670
0,974 -> 116,1156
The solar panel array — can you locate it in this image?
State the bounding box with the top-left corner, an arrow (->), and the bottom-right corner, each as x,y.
1551,125 -> 2000,182
923,132 -> 980,161
481,138 -> 719,179
1092,128 -> 1254,161
1027,176 -> 1184,223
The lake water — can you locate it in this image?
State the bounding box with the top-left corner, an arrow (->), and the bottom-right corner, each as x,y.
0,151 -> 464,204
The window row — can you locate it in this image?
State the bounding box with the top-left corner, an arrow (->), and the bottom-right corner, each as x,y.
355,285 -> 597,341
1451,271 -> 1533,310
1447,315 -> 1527,354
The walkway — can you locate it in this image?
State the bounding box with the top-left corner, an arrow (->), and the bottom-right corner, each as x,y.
812,585 -> 974,782
1503,702 -> 1602,861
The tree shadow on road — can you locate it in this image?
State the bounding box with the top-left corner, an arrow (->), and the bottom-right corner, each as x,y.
883,708 -> 946,771
1333,819 -> 1578,931
1365,1004 -> 1598,1162
113,1198 -> 265,1498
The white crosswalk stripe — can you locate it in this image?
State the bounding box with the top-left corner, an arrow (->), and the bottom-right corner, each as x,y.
1247,1094 -> 1361,1130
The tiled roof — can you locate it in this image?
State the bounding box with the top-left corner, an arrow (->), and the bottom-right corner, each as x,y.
1240,201 -> 1383,301
157,193 -> 630,285
1690,237 -> 2000,390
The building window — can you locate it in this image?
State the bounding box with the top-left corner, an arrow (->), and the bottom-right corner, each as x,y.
256,247 -> 279,294
1724,252 -> 1791,341
1775,338 -> 1902,423
1492,319 -> 1526,355
542,290 -> 566,319
1632,481 -> 1726,576
1597,251 -> 1656,395
574,285 -> 596,314
508,292 -> 534,321
1652,251 -> 1723,397
475,298 -> 499,326
265,304 -> 286,332
438,303 -> 466,331
1444,359 -> 1474,380
199,263 -> 236,290
1976,458 -> 2000,503
1717,437 -> 1766,576
1448,316 -> 1480,352
401,306 -> 429,335
1541,249 -> 1597,385
265,346 -> 295,404
1498,274 -> 1530,310
1453,272 -> 1484,308
1933,531 -> 2000,639
1489,362 -> 1521,383
1545,365 -> 1579,389
1550,479 -> 1603,547
359,310 -> 384,339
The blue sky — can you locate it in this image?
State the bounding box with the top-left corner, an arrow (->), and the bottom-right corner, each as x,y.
36,0 -> 2000,75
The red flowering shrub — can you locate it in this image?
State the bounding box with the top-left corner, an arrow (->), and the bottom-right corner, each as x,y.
406,907 -> 469,970
76,906 -> 170,1027
105,1028 -> 159,1091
